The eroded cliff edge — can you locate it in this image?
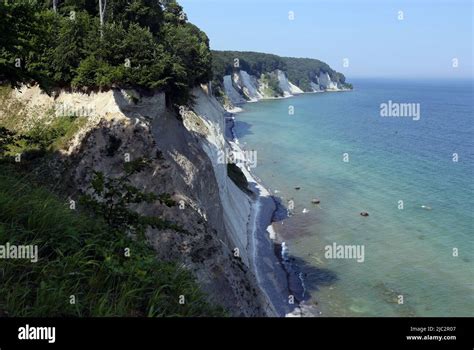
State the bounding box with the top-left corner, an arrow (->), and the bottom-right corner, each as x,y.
0,84 -> 281,316
211,50 -> 352,108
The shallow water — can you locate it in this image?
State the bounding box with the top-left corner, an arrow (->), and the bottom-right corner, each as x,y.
235,79 -> 474,316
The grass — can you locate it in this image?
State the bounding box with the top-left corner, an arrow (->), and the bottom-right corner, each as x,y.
0,86 -> 29,131
27,115 -> 88,152
0,165 -> 226,317
260,73 -> 283,98
0,111 -> 227,317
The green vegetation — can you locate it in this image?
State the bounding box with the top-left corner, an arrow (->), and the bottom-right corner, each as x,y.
0,115 -> 88,164
0,86 -> 29,130
260,72 -> 283,97
343,82 -> 353,90
0,0 -> 212,105
0,127 -> 25,158
212,51 -> 286,80
80,158 -> 186,236
0,126 -> 226,317
227,163 -> 252,195
280,56 -> 347,91
212,50 -> 351,92
28,116 -> 88,152
211,50 -> 285,94
0,1 -> 228,316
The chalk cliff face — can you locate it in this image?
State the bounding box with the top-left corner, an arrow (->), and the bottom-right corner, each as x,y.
223,75 -> 247,105
0,85 -> 273,316
223,69 -> 345,105
181,86 -> 254,266
275,69 -> 304,97
233,71 -> 263,102
310,81 -> 322,92
316,71 -> 339,90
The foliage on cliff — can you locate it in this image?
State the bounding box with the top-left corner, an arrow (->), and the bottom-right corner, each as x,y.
212,51 -> 286,79
227,163 -> 251,195
0,0 -> 212,104
0,126 -> 225,317
212,50 -> 350,92
282,56 -> 347,91
260,72 -> 284,97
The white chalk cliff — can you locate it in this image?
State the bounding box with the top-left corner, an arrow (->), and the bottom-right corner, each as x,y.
223,69 -> 343,105
275,69 -> 304,97
0,84 -> 277,316
317,71 -> 339,90
234,71 -> 263,102
223,75 -> 246,105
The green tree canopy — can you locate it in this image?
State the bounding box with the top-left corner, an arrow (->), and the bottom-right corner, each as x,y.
0,0 -> 213,105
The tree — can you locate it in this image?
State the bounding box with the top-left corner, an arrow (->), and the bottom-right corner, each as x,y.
211,50 -> 350,92
50,12 -> 94,85
80,158 -> 184,237
0,0 -> 215,103
98,0 -> 106,37
0,1 -> 39,86
0,127 -> 24,159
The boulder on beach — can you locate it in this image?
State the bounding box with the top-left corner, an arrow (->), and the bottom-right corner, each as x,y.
360,211 -> 369,217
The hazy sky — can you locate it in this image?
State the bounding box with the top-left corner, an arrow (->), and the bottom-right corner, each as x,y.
179,0 -> 473,79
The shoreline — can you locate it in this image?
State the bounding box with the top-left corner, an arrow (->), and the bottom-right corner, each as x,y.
223,87 -> 345,316
234,88 -> 352,103
225,113 -> 292,316
223,87 -> 352,112
225,105 -> 320,317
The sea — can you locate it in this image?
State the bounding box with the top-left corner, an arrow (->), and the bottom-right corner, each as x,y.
234,78 -> 474,316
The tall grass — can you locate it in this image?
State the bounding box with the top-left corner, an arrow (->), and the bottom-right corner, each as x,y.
0,106 -> 227,317
0,167 -> 225,316
0,113 -> 226,317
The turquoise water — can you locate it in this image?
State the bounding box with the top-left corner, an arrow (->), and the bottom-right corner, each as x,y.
235,79 -> 474,316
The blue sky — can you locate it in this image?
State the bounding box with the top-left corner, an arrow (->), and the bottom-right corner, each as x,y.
179,0 -> 473,79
